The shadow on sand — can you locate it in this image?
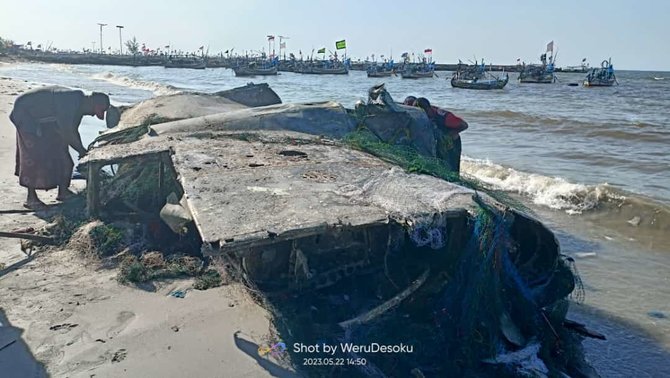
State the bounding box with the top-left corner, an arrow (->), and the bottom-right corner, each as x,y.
0,309 -> 48,377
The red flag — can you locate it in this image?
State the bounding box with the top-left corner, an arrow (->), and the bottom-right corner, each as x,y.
424,48 -> 432,53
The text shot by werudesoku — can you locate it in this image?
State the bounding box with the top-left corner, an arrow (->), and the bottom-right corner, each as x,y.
258,340 -> 414,367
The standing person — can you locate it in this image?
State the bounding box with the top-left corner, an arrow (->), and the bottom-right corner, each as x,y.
414,97 -> 468,174
9,86 -> 111,208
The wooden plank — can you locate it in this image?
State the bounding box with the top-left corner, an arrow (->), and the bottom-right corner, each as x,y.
0,231 -> 56,245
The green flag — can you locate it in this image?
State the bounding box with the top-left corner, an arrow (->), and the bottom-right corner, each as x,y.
317,47 -> 326,54
335,40 -> 346,50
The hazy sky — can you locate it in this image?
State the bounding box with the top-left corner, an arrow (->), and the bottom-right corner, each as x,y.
1,0 -> 668,70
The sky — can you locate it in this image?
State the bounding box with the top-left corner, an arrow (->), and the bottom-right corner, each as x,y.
1,0 -> 668,71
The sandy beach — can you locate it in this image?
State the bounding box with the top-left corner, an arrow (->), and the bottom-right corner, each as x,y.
0,74 -> 294,377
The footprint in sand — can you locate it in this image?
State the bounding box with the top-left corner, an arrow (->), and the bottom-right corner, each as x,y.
106,311 -> 135,339
111,348 -> 127,363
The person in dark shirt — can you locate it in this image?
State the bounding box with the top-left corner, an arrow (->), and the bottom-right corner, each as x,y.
9,86 -> 111,208
414,97 -> 468,174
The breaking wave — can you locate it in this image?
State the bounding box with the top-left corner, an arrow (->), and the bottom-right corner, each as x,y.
461,157 -> 670,242
92,72 -> 181,96
461,157 -> 625,214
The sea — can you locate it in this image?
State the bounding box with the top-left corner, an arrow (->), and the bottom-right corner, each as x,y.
1,63 -> 669,376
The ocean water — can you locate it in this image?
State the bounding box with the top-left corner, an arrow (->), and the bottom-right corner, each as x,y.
1,63 -> 669,375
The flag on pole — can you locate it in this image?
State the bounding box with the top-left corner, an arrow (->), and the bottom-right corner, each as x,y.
224,50 -> 229,54
267,35 -> 275,41
164,45 -> 170,49
199,46 -> 204,50
582,57 -> 586,62
401,52 -> 408,58
335,40 -> 346,50
317,47 -> 326,54
517,58 -> 521,62
546,40 -> 554,52
424,48 -> 432,53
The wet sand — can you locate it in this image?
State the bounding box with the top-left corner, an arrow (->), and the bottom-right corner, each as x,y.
0,76 -> 295,377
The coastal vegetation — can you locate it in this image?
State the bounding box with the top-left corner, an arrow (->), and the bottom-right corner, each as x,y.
0,36 -> 14,53
125,36 -> 140,55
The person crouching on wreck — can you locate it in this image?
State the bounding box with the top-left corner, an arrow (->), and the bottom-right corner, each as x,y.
413,97 -> 468,174
9,87 -> 111,209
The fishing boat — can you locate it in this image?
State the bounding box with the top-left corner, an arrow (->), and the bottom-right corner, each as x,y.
366,60 -> 395,77
400,61 -> 435,79
83,83 -> 597,377
519,42 -> 556,83
450,60 -> 509,90
519,56 -> 555,83
233,60 -> 278,77
294,59 -> 349,75
233,65 -> 278,77
164,56 -> 207,69
556,59 -> 589,73
583,58 -> 617,87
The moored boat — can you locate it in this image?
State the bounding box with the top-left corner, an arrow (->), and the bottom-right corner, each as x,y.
557,59 -> 589,73
451,74 -> 509,90
583,58 -> 617,87
164,56 -> 206,69
400,62 -> 435,79
294,59 -> 349,75
519,42 -> 557,83
367,60 -> 395,77
233,59 -> 278,77
450,59 -> 509,89
233,65 -> 278,76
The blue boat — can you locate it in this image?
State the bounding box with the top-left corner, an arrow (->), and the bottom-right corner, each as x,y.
400,61 -> 435,79
584,58 -> 617,87
367,60 -> 395,77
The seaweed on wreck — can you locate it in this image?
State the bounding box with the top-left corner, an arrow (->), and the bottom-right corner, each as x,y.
194,269 -> 224,290
117,252 -> 208,284
89,224 -> 125,256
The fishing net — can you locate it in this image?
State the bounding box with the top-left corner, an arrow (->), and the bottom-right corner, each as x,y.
342,128 -> 529,213
324,198 -> 581,377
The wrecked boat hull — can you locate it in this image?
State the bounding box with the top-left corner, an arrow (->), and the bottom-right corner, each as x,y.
81,89 -> 594,377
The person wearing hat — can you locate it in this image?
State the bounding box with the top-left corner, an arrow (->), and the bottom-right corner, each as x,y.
9,86 -> 111,208
403,95 -> 417,105
413,97 -> 468,174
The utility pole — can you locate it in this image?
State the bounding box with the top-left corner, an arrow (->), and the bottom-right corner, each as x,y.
116,25 -> 124,54
97,23 -> 107,54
